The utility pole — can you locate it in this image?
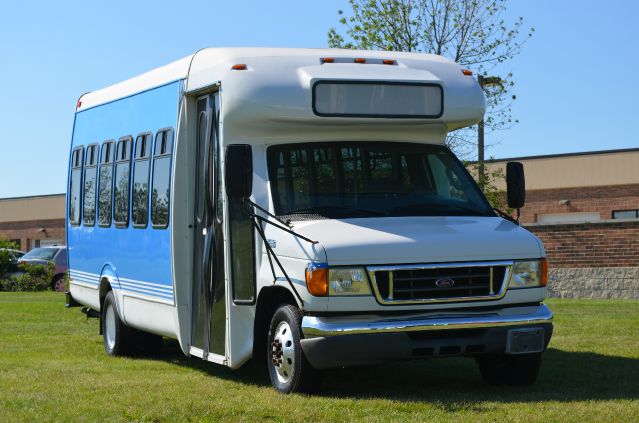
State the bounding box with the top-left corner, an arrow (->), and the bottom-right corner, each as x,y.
477,75 -> 503,190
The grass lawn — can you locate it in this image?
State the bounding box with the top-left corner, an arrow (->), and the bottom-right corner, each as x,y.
1,293 -> 638,422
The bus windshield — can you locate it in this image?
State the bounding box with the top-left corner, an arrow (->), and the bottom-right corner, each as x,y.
267,142 -> 494,220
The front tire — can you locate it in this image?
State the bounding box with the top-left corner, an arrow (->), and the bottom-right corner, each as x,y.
101,292 -> 135,356
267,304 -> 319,394
476,353 -> 542,386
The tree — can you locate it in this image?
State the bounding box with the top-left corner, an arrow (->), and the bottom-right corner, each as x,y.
328,0 -> 533,158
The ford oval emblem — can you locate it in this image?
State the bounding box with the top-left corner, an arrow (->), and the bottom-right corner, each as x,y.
435,278 -> 455,288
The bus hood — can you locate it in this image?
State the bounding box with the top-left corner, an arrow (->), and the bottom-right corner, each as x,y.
293,216 -> 543,265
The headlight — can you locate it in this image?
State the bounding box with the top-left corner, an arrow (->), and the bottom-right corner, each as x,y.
510,259 -> 548,289
328,267 -> 371,296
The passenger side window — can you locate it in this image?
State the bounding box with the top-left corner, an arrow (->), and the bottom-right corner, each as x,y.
113,137 -> 133,227
151,128 -> 174,228
132,133 -> 152,228
68,147 -> 84,226
97,141 -> 115,227
83,144 -> 98,226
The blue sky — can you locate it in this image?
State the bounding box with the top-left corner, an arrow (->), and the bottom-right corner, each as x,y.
0,0 -> 637,198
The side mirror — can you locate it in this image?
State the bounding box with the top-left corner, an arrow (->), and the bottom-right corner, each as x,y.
506,161 -> 525,209
225,144 -> 253,200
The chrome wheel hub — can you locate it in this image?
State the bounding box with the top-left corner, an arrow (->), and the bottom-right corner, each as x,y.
271,321 -> 295,384
105,304 -> 116,351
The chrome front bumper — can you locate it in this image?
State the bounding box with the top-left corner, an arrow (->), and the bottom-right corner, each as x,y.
302,304 -> 553,339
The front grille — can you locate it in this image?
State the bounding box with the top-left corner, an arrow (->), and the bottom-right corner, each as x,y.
368,262 -> 511,304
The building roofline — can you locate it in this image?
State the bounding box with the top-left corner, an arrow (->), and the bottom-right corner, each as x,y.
0,193 -> 65,201
471,147 -> 639,164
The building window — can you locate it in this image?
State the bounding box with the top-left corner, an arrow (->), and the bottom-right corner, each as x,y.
612,210 -> 639,219
69,147 -> 84,226
83,144 -> 99,226
98,141 -> 115,227
151,128 -> 174,228
132,133 -> 152,228
537,212 -> 601,225
113,137 -> 133,227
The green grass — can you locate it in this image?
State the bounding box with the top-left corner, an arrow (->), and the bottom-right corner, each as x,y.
1,293 -> 638,422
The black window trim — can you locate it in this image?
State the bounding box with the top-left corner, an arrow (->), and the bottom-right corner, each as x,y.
311,80 -> 445,119
150,127 -> 174,229
114,136 -> 133,228
132,131 -> 153,229
97,140 -> 115,228
82,143 -> 100,227
69,145 -> 85,226
612,209 -> 639,219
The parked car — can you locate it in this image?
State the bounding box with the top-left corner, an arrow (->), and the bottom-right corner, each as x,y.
17,246 -> 67,292
0,248 -> 25,276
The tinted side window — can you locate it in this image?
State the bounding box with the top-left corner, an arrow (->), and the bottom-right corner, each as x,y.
97,141 -> 115,227
83,144 -> 98,226
132,133 -> 152,228
69,147 -> 84,225
114,137 -> 132,227
151,129 -> 174,228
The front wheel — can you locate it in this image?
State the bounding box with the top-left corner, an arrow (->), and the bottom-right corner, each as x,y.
267,304 -> 319,394
476,353 -> 542,386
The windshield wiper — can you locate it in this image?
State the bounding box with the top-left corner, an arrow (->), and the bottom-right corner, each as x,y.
389,202 -> 490,217
282,205 -> 388,219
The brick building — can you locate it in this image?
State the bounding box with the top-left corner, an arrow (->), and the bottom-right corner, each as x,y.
486,148 -> 639,299
0,194 -> 66,251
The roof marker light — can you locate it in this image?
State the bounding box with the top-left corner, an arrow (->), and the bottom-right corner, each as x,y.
354,58 -> 366,64
76,100 -> 82,108
462,69 -> 473,76
321,57 -> 335,63
383,59 -> 396,65
232,64 -> 247,70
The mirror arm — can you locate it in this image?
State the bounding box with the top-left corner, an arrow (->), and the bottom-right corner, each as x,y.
245,199 -> 318,244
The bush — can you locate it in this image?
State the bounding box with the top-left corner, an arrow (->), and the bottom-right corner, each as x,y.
0,262 -> 54,292
0,238 -> 20,277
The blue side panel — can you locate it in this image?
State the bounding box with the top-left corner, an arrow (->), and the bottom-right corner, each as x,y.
67,81 -> 181,304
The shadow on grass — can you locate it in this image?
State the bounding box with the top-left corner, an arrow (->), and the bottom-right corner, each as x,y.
154,340 -> 639,403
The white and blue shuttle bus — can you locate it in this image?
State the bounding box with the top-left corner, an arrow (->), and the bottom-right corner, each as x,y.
67,48 -> 553,393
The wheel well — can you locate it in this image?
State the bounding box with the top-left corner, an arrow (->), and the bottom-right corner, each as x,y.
253,286 -> 298,362
99,277 -> 112,310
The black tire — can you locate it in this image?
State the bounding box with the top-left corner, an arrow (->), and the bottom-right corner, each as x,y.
267,304 -> 320,394
476,353 -> 542,386
101,292 -> 135,356
51,274 -> 65,292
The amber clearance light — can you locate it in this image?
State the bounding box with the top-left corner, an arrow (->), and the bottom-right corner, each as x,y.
306,266 -> 328,296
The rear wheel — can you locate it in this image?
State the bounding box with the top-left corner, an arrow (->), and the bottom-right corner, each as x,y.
267,304 -> 319,394
476,353 -> 542,386
101,292 -> 135,356
51,275 -> 65,292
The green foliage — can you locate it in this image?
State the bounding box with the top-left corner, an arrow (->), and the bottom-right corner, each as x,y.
468,162 -> 511,211
0,261 -> 54,292
0,238 -> 20,277
328,0 -> 534,157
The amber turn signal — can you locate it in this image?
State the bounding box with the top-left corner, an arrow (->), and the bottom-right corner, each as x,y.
541,258 -> 548,287
306,267 -> 328,296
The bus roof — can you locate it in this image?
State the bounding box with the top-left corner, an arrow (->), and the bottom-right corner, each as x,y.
77,47 -> 485,133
